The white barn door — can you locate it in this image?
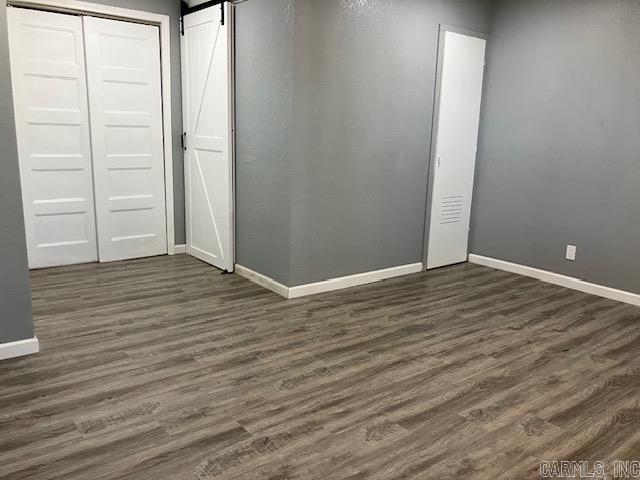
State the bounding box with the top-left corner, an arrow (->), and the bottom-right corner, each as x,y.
426,31 -> 486,269
8,8 -> 98,269
181,4 -> 234,272
84,17 -> 167,262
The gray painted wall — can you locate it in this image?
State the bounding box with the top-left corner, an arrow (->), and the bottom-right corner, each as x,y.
0,2 -> 34,343
235,0 -> 294,285
236,0 -> 492,286
288,0 -> 492,285
471,0 -> 640,294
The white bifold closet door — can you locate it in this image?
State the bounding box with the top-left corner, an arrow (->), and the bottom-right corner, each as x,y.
8,8 -> 167,268
181,4 -> 234,272
426,31 -> 486,269
8,8 -> 98,269
83,16 -> 167,262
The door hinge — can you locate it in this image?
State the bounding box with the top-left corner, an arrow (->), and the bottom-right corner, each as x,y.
182,132 -> 187,151
220,2 -> 225,26
180,16 -> 184,36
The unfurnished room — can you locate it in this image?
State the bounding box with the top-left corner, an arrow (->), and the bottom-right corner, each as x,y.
1,0 -> 640,479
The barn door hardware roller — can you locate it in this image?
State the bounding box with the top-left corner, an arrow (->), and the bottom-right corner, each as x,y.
180,0 -> 226,35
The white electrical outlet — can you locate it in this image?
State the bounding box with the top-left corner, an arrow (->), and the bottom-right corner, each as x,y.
566,245 -> 577,261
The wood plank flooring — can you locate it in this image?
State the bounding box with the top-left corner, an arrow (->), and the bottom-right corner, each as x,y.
1,255 -> 640,479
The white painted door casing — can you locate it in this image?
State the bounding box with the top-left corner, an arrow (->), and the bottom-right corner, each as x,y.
8,7 -> 98,269
427,31 -> 486,270
181,4 -> 234,271
83,16 -> 167,262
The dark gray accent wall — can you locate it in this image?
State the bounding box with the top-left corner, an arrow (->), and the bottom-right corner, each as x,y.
235,0 -> 294,285
0,2 -> 34,343
471,0 -> 640,294
288,0 -> 492,285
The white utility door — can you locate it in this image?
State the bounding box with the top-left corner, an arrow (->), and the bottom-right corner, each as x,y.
8,8 -> 98,269
181,4 -> 234,272
426,31 -> 486,269
84,16 -> 167,262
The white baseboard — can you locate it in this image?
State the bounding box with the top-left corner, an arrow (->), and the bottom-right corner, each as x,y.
288,263 -> 423,298
0,337 -> 39,361
235,263 -> 423,299
235,264 -> 289,298
469,254 -> 640,307
173,244 -> 186,254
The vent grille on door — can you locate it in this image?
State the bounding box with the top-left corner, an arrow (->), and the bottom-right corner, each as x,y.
440,195 -> 463,225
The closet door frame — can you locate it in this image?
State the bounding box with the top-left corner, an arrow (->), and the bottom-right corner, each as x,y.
9,0 -> 176,255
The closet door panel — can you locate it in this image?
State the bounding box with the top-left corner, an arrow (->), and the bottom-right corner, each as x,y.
181,4 -> 234,271
426,31 -> 486,269
8,7 -> 98,269
83,16 -> 167,262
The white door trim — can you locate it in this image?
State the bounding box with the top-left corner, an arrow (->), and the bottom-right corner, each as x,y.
8,0 -> 176,254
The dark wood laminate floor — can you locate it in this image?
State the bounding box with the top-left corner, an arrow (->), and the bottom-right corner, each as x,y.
1,255 -> 640,479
